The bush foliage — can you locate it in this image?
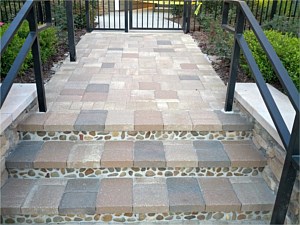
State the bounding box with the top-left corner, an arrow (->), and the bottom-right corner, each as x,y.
241,30 -> 300,90
0,21 -> 58,79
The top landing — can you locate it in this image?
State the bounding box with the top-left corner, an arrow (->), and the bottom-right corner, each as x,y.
18,32 -> 252,132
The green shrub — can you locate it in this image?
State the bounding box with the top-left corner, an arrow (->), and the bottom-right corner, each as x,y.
262,15 -> 300,37
0,21 -> 58,79
241,30 -> 300,90
196,14 -> 233,59
170,5 -> 184,17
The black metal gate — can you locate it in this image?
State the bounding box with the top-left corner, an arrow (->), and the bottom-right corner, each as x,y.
85,0 -> 193,32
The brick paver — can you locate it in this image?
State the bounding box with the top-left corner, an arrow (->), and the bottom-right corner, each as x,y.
193,141 -> 230,167
6,141 -> 43,168
133,178 -> 169,213
167,177 -> 205,212
96,178 -> 133,213
34,141 -> 74,168
101,141 -> 134,167
1,179 -> 36,214
134,141 -> 165,167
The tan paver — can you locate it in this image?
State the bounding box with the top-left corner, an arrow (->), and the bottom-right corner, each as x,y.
133,178 -> 169,213
67,142 -> 103,168
134,110 -> 163,131
162,111 -> 192,131
222,141 -> 266,167
105,110 -> 134,131
198,178 -> 241,212
18,113 -> 49,131
44,113 -> 78,131
34,141 -> 74,168
101,141 -> 134,167
164,141 -> 198,167
139,82 -> 161,90
96,178 -> 133,213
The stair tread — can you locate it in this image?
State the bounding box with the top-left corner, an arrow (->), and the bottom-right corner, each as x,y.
1,177 -> 275,215
17,110 -> 253,132
6,140 -> 266,169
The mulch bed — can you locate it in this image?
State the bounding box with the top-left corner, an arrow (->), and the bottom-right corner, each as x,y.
11,29 -> 86,84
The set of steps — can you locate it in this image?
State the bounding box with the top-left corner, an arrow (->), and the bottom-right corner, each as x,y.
1,113 -> 276,224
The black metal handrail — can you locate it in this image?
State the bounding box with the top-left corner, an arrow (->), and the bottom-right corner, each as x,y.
0,0 -> 52,112
222,0 -> 299,224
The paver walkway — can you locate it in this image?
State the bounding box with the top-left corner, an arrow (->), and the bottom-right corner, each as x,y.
19,31 -> 227,131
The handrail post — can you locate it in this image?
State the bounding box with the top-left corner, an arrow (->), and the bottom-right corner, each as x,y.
85,0 -> 91,32
224,5 -> 245,112
125,0 -> 129,32
27,1 -> 47,112
129,0 -> 133,29
271,113 -> 299,224
182,0 -> 187,33
186,0 -> 192,33
66,0 -> 77,62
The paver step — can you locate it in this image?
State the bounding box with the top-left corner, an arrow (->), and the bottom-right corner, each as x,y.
17,110 -> 253,132
6,140 -> 266,178
1,177 -> 275,224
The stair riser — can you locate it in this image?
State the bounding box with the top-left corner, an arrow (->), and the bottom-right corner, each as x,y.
20,131 -> 252,142
8,167 -> 263,179
2,211 -> 272,224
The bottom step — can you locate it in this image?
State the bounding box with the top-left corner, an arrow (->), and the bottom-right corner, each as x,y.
1,177 -> 275,224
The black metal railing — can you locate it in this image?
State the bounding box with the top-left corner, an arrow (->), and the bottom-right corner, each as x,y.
222,0 -> 299,224
0,0 -> 52,112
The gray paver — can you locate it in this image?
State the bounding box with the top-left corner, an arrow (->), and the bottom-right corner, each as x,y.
154,48 -> 174,52
215,110 -> 253,131
179,75 -> 200,80
167,177 -> 205,212
134,141 -> 165,167
193,140 -> 230,167
86,84 -> 110,93
1,179 -> 36,214
101,63 -> 115,68
231,178 -> 275,211
65,179 -> 100,192
22,185 -> 65,214
6,141 -> 43,168
59,192 -> 97,214
96,178 -> 133,213
157,40 -> 172,45
74,110 -> 108,131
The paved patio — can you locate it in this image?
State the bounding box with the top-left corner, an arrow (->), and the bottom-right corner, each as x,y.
19,31 -> 229,132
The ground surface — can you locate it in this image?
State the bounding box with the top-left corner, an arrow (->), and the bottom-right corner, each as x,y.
11,28 -> 253,86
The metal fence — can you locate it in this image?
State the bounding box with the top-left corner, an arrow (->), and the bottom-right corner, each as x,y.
1,0 -> 299,32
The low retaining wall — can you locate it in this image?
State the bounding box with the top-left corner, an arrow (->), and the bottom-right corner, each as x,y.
235,101 -> 299,225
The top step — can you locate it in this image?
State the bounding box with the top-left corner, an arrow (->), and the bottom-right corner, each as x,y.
17,110 -> 253,132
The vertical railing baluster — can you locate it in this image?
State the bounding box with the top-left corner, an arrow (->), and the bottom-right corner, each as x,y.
66,0 -> 76,62
27,2 -> 47,112
224,4 -> 245,112
85,0 -> 91,32
125,0 -> 128,32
